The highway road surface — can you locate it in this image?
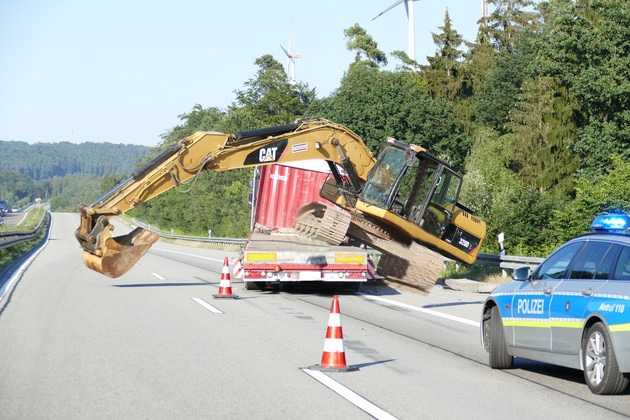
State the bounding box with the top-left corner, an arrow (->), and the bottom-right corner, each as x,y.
1,211 -> 26,227
1,213 -> 629,419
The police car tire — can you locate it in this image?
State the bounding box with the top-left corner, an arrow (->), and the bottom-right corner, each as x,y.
488,305 -> 513,369
582,323 -> 629,395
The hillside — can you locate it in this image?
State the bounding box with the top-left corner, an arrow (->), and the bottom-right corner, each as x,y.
0,141 -> 150,211
0,141 -> 149,180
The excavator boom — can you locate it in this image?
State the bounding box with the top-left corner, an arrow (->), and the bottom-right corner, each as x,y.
76,119 -> 376,277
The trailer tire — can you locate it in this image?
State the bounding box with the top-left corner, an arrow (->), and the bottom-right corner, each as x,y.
244,281 -> 263,291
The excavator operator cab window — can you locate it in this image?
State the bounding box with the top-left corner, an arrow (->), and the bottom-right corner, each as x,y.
421,166 -> 462,237
389,152 -> 463,234
360,146 -> 409,208
361,145 -> 463,239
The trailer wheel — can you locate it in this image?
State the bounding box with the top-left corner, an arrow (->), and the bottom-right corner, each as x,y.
244,281 -> 263,291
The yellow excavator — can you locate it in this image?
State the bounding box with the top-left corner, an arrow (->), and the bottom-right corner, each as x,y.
76,119 -> 486,291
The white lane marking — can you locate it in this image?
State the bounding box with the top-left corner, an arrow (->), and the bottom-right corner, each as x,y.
0,214 -> 53,305
152,247 -> 224,263
16,209 -> 30,226
361,294 -> 480,328
152,272 -> 166,281
302,368 -> 399,420
192,297 -> 223,314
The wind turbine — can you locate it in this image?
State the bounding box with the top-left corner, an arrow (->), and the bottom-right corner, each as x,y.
481,0 -> 489,19
280,42 -> 302,83
372,0 -> 418,61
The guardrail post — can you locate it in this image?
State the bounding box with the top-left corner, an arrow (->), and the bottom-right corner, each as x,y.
497,232 -> 507,278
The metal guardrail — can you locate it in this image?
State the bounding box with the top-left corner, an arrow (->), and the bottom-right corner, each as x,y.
0,211 -> 50,251
477,253 -> 544,270
131,219 -> 247,246
130,218 -> 545,269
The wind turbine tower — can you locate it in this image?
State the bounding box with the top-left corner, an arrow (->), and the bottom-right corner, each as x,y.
481,0 -> 489,19
280,42 -> 302,84
372,0 -> 419,61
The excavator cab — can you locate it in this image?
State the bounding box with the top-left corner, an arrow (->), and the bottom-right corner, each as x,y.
360,139 -> 465,242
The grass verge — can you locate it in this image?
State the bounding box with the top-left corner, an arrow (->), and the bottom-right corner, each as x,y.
0,215 -> 48,273
441,261 -> 508,284
0,206 -> 45,233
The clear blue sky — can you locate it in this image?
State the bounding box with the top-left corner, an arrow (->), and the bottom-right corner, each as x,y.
1,0 -> 483,146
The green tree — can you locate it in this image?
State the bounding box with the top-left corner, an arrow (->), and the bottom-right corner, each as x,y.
473,30 -> 538,131
505,77 -> 579,194
549,157 -> 630,245
532,0 -> 630,175
344,24 -> 387,67
460,129 -> 556,255
426,9 -> 465,99
224,54 -> 314,130
483,0 -> 539,51
132,54 -> 316,236
316,63 -> 470,169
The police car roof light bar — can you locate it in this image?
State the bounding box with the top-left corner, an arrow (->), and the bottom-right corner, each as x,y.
591,210 -> 630,234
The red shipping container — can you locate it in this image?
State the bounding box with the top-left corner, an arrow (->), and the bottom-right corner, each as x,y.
253,161 -> 332,229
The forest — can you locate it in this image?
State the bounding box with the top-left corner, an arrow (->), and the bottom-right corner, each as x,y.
0,142 -> 148,210
132,0 -> 629,255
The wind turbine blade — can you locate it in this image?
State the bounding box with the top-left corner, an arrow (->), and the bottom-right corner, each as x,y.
371,0 -> 404,21
280,44 -> 290,58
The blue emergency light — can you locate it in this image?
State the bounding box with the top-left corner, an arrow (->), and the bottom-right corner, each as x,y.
591,210 -> 630,234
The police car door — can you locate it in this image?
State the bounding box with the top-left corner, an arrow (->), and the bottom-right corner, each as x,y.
550,242 -> 620,354
514,242 -> 583,351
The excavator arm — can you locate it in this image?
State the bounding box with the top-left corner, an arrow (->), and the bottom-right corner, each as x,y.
76,119 -> 376,278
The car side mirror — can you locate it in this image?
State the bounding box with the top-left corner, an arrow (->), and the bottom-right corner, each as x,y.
512,266 -> 531,282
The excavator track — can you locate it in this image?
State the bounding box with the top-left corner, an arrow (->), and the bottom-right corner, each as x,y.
295,203 -> 445,291
349,212 -> 391,240
347,223 -> 445,293
295,203 -> 351,245
376,242 -> 446,293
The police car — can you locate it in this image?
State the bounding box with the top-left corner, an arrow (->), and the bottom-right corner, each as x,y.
482,210 -> 630,394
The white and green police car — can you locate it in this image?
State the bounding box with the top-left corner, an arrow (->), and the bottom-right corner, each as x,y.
482,210 -> 630,394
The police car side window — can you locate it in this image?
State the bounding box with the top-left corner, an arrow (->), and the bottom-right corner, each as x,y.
568,242 -> 614,280
536,242 -> 583,280
596,245 -> 622,280
613,246 -> 630,281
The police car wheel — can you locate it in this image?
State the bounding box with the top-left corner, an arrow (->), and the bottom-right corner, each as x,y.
487,305 -> 513,369
582,323 -> 629,395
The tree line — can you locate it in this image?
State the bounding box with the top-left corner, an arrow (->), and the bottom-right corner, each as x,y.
133,0 -> 629,255
0,141 -> 149,210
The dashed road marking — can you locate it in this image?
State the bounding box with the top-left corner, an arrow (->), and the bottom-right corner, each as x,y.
192,297 -> 223,314
302,368 -> 399,420
361,294 -> 480,328
16,210 -> 29,226
152,272 -> 166,281
152,247 -> 224,263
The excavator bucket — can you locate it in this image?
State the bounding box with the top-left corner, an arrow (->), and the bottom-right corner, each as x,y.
82,227 -> 160,278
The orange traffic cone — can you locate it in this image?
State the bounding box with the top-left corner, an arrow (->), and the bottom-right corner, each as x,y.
213,257 -> 239,299
310,295 -> 357,372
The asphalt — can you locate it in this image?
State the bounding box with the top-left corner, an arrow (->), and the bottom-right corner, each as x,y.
0,213 -> 629,419
1,212 -> 25,227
